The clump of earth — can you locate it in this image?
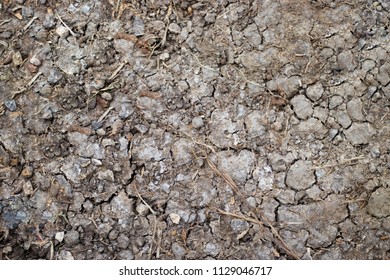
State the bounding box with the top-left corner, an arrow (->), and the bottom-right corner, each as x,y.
0,0 -> 389,260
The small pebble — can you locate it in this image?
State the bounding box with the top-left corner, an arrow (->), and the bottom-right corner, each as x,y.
101,92 -> 112,101
192,116 -> 204,129
169,213 -> 181,224
55,231 -> 65,242
96,128 -> 106,136
91,120 -> 103,130
136,203 -> 150,216
56,25 -> 69,38
5,100 -> 17,112
21,166 -> 34,178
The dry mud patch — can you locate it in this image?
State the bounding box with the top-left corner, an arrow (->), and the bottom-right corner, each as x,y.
0,0 -> 389,259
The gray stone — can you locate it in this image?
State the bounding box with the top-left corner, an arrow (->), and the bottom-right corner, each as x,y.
344,123 -> 375,145
56,41 -> 84,75
192,116 -> 204,129
171,138 -> 193,165
209,110 -> 238,148
133,16 -> 144,35
203,242 -> 219,257
276,189 -> 296,204
306,83 -> 324,102
47,69 -> 63,85
337,50 -> 356,71
168,22 -> 181,34
347,98 -> 364,121
5,100 -> 17,111
329,95 -> 344,109
110,190 -> 134,220
290,94 -> 313,119
58,250 -> 74,260
117,250 -> 134,260
335,110 -> 352,128
117,234 -> 130,249
98,169 -> 115,182
377,63 -> 390,86
253,165 -> 274,191
64,230 -> 80,246
230,219 -> 249,232
367,188 -> 390,218
307,225 -> 338,248
244,110 -> 266,138
133,137 -> 164,162
295,118 -> 328,139
286,160 -> 315,190
172,242 -> 186,259
136,203 -> 149,216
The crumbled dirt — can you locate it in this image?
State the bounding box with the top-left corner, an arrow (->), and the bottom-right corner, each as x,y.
1,0 -> 389,260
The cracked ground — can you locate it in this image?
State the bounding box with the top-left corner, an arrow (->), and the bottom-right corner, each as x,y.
0,0 -> 390,260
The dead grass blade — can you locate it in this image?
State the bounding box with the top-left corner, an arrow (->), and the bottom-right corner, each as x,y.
213,207 -> 300,260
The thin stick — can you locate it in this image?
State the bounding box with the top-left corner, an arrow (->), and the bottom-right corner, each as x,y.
311,155 -> 365,169
213,208 -> 263,225
214,207 -> 300,259
206,157 -> 239,193
55,12 -> 77,37
23,16 -> 38,32
133,184 -> 158,259
133,183 -> 156,215
27,71 -> 42,87
184,47 -> 218,72
97,106 -> 114,122
234,66 -> 263,88
12,72 -> 42,98
108,62 -> 125,81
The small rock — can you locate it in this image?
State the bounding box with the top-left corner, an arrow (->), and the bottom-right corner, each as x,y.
169,213 -> 181,224
168,22 -> 181,34
192,116 -> 204,129
335,110 -> 352,128
306,83 -> 324,102
101,92 -> 112,101
117,234 -> 130,249
172,242 -> 186,259
58,250 -> 74,260
21,166 -> 34,178
64,230 -> 80,246
47,69 -> 63,85
290,94 -> 313,119
12,51 -> 23,67
230,219 -> 249,232
329,95 -> 344,109
203,242 -> 219,257
347,98 -> 364,121
344,123 -> 375,145
96,128 -> 106,136
136,203 -> 150,216
367,187 -> 390,218
117,250 -> 134,260
159,52 -> 170,61
23,181 -> 34,196
377,63 -> 390,86
286,160 -> 316,190
4,100 -> 17,111
98,169 -> 115,182
133,16 -> 145,35
337,50 -> 355,71
171,138 -> 193,165
55,231 -> 65,242
56,25 -> 69,38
